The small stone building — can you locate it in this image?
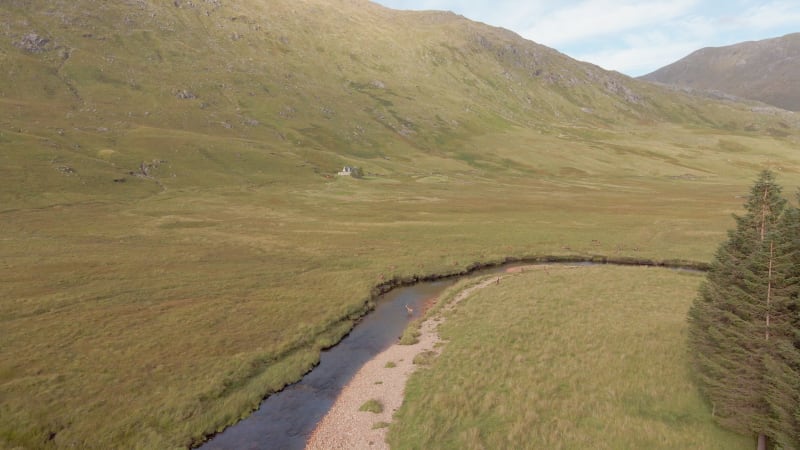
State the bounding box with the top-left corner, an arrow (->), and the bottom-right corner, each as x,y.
337,166 -> 363,178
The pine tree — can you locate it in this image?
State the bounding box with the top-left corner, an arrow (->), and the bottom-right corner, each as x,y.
688,170 -> 787,448
764,194 -> 800,449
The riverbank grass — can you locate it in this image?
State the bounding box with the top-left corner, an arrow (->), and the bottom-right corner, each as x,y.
359,399 -> 384,414
399,319 -> 423,345
388,265 -> 752,449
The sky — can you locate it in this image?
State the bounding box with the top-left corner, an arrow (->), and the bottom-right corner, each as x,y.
372,0 -> 800,76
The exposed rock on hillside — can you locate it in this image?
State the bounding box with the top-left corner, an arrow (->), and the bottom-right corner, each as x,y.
16,32 -> 49,52
175,89 -> 197,99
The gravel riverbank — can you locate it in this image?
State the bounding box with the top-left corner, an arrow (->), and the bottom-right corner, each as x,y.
305,276 -> 504,449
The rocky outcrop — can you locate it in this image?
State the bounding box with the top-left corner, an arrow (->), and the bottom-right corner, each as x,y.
16,32 -> 49,53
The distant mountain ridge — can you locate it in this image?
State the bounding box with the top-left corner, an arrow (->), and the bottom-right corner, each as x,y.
640,33 -> 800,111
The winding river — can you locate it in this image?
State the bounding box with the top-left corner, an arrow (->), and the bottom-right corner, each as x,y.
198,258 -> 705,450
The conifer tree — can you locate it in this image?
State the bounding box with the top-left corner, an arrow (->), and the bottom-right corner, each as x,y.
764,194 -> 800,449
688,170 -> 787,449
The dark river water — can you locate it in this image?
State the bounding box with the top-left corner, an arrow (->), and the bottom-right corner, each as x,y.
199,275 -> 477,450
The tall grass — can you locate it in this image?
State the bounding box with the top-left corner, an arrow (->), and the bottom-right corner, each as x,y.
388,266 -> 752,449
1,0 -> 800,447
3,171 -> 797,448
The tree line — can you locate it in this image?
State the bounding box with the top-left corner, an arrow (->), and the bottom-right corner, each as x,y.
689,170 -> 800,450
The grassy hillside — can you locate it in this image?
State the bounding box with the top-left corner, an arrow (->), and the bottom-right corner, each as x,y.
641,33 -> 800,112
2,0 -> 798,211
2,1 -> 800,448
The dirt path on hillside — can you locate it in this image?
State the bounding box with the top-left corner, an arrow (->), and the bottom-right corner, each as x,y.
305,270 -> 530,449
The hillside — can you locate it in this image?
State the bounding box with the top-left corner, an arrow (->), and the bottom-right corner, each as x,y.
640,33 -> 800,111
2,0 -> 797,210
2,1 -> 800,448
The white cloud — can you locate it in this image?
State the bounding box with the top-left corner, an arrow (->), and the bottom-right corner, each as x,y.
574,40 -> 704,75
520,0 -> 698,47
733,1 -> 800,30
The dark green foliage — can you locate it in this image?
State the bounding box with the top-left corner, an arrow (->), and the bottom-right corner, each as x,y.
350,166 -> 364,179
764,195 -> 800,449
689,171 -> 800,448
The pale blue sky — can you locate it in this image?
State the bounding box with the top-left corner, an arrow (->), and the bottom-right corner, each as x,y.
373,0 -> 800,76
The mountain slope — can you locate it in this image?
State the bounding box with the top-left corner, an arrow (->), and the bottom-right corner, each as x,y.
2,0 -> 796,211
2,1 -> 800,449
640,33 -> 800,111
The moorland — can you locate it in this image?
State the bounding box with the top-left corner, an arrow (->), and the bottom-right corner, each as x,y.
1,0 -> 800,448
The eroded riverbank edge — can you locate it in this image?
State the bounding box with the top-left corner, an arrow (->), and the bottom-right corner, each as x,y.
192,255 -> 709,447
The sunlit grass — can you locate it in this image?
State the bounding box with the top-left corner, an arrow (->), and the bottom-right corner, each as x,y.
388,266 -> 753,449
399,318 -> 423,345
2,169 -> 798,448
1,1 -> 800,447
359,399 -> 384,414
413,350 -> 438,366
3,163 -> 798,448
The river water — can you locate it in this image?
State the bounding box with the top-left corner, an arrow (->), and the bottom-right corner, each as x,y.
198,259 -> 702,449
199,276 -> 473,449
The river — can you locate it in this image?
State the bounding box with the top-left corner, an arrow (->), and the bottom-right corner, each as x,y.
199,277 -> 471,449
198,258 -> 704,449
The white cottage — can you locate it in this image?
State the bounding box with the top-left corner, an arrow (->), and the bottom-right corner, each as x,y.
338,166 -> 363,178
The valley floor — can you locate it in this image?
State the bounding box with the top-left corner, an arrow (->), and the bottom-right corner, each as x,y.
4,157 -> 799,448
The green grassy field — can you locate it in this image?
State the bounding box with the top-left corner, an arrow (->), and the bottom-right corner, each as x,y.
388,266 -> 754,449
2,0 -> 800,448
3,162 -> 797,448
3,124 -> 800,448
